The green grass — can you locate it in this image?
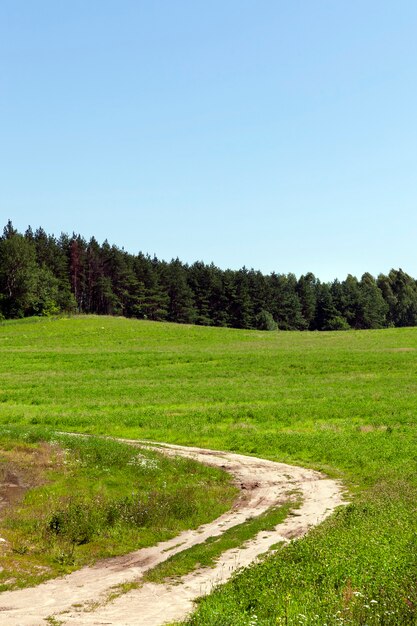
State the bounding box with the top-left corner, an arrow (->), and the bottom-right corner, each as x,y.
0,315 -> 416,623
184,484 -> 417,625
0,428 -> 236,590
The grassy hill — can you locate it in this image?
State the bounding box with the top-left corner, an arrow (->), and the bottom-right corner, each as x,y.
0,316 -> 416,623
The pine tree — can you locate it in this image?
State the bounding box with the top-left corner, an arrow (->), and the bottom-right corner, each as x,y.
267,273 -> 304,330
187,261 -> 214,326
227,269 -> 253,329
358,273 -> 388,328
0,228 -> 38,317
68,235 -> 87,311
314,283 -> 342,330
160,259 -> 196,324
386,269 -> 417,327
297,273 -> 318,330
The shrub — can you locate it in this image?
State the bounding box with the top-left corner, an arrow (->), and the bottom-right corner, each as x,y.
254,310 -> 278,331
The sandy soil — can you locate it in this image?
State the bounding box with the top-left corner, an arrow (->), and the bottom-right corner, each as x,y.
0,471 -> 27,515
0,440 -> 346,625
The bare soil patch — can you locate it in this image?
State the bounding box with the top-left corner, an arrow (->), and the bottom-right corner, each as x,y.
385,347 -> 416,352
0,443 -> 63,519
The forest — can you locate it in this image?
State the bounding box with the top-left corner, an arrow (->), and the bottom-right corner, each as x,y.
1,219 -> 417,331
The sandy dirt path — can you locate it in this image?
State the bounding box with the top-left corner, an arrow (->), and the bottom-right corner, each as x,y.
0,440 -> 346,626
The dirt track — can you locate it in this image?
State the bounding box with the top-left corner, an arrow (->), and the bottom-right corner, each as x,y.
0,440 -> 346,625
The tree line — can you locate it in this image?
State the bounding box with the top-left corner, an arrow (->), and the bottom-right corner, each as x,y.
1,220 -> 417,331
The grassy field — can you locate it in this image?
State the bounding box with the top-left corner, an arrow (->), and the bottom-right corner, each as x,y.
0,315 -> 416,624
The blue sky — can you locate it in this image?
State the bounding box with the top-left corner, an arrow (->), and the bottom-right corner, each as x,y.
1,1 -> 417,281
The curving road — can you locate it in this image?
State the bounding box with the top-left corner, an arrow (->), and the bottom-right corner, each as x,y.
0,440 -> 346,625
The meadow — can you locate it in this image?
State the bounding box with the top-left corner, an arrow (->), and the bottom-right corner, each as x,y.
0,316 -> 416,624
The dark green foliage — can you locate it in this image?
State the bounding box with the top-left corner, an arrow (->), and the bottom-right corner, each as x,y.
161,258 -> 197,324
358,272 -> 388,328
268,273 -> 305,330
254,310 -> 278,331
187,261 -> 215,326
385,268 -> 417,327
227,269 -> 253,329
0,233 -> 38,317
297,273 -> 317,329
315,283 -> 341,330
2,220 -> 417,331
325,315 -> 350,331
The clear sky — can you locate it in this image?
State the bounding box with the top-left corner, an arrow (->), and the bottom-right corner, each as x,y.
1,1 -> 417,281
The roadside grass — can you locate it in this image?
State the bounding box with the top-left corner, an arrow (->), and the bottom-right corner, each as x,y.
183,481 -> 417,625
0,316 -> 416,623
0,427 -> 237,590
144,501 -> 297,584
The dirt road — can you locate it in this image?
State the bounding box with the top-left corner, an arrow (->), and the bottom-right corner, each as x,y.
0,440 -> 345,625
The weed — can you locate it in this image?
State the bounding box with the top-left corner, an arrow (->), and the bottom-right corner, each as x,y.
45,617 -> 64,626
